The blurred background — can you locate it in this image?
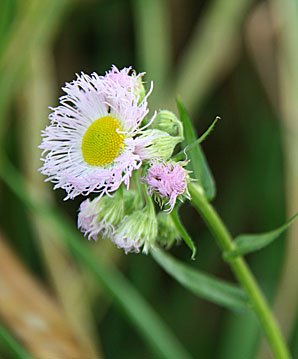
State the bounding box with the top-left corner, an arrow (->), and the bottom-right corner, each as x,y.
0,0 -> 297,358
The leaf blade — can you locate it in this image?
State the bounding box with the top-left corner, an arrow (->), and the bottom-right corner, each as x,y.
225,213 -> 298,259
151,248 -> 249,312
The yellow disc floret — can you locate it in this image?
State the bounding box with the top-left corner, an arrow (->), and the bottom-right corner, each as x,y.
82,116 -> 124,166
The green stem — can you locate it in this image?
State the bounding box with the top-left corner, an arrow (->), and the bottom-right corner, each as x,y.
133,170 -> 144,208
189,183 -> 291,359
144,188 -> 155,216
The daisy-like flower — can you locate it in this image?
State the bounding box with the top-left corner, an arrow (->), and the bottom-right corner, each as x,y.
143,159 -> 191,213
39,66 -> 158,200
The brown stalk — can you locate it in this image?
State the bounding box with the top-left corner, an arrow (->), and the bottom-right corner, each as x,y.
0,234 -> 91,359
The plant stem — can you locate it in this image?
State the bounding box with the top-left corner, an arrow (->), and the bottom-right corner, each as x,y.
189,183 -> 291,359
133,169 -> 144,208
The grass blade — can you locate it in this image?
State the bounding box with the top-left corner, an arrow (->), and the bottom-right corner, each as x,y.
0,323 -> 30,359
164,0 -> 252,112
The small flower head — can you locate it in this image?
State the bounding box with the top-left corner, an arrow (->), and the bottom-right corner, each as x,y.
152,110 -> 184,138
77,190 -> 126,240
112,200 -> 157,254
39,66 -> 157,200
135,129 -> 181,160
143,159 -> 191,212
157,212 -> 181,248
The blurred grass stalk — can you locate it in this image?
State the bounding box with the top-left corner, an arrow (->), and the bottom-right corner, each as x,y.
0,0 -> 102,357
245,1 -> 298,357
0,233 -> 90,359
267,0 -> 298,355
153,0 -> 252,113
21,47 -> 102,359
0,0 -> 69,140
133,0 -> 172,105
0,322 -> 30,359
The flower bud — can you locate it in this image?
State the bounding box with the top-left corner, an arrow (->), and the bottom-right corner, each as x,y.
77,190 -> 125,240
152,110 -> 183,138
112,199 -> 157,254
136,129 -> 181,160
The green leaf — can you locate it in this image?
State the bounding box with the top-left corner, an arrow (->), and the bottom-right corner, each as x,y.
0,156 -> 191,359
170,206 -> 196,259
151,248 -> 249,312
0,322 -> 30,359
177,99 -> 216,200
224,213 -> 298,259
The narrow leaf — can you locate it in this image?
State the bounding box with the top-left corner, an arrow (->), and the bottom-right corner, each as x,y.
177,99 -> 216,200
225,213 -> 298,259
151,248 -> 249,312
170,206 -> 196,259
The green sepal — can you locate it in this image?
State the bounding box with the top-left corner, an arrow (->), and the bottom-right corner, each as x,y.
224,212 -> 298,260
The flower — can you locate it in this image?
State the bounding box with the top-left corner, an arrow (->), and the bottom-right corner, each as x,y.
143,159 -> 191,212
112,199 -> 157,254
39,66 -> 157,200
77,189 -> 136,240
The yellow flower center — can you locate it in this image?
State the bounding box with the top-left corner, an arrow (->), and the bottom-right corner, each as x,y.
82,116 -> 124,166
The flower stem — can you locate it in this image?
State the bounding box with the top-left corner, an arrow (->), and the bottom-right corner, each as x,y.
189,183 -> 291,359
133,169 -> 144,208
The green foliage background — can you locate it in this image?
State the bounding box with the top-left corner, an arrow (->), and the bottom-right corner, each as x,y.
0,0 -> 297,358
